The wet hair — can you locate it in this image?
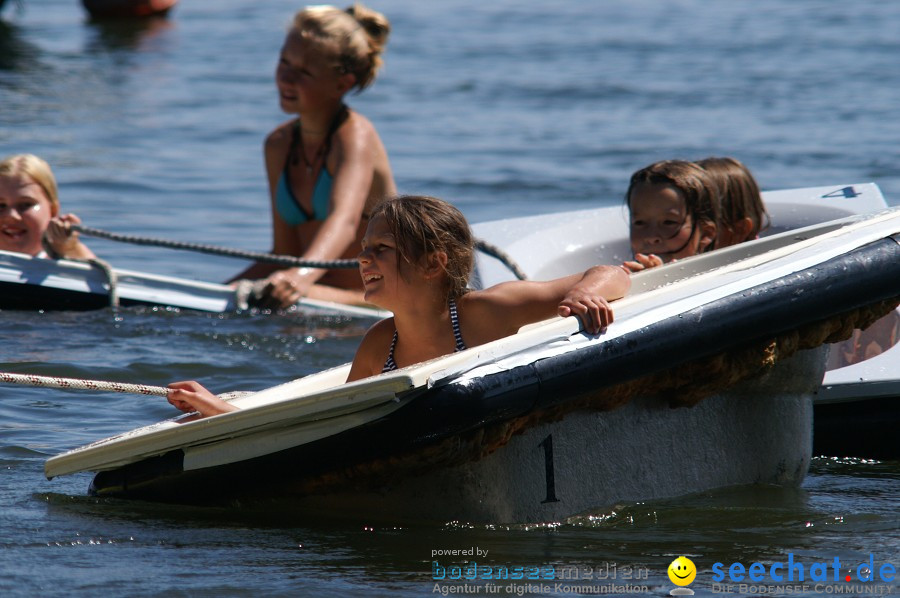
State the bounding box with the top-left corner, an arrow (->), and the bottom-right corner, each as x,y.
696,156 -> 769,243
291,3 -> 391,92
0,153 -> 59,215
625,159 -> 721,253
370,195 -> 474,300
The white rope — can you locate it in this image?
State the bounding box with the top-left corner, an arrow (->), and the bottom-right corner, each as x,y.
0,371 -> 168,397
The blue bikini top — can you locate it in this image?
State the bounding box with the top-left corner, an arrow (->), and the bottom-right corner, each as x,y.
275,107 -> 347,226
276,167 -> 332,225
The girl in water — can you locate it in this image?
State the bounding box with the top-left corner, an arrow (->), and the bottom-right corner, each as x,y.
170,195 -> 631,417
0,153 -> 95,260
231,4 -> 396,308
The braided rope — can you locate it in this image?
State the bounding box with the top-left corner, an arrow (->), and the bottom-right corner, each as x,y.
0,371 -> 168,397
73,225 -> 359,269
73,225 -> 529,280
474,239 -> 528,280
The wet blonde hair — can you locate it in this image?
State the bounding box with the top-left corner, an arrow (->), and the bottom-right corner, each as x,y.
626,159 -> 721,253
696,156 -> 769,242
0,153 -> 60,216
370,195 -> 474,300
292,3 -> 391,91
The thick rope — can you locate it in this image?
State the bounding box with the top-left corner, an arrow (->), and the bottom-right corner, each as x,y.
42,234 -> 120,309
474,239 -> 528,280
88,257 -> 120,309
74,225 -> 530,280
73,225 -> 359,269
0,371 -> 168,396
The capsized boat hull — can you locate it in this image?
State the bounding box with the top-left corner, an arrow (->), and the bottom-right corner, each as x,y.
85,347 -> 823,523
60,208 -> 900,522
0,250 -> 387,319
271,349 -> 822,523
471,183 -> 900,460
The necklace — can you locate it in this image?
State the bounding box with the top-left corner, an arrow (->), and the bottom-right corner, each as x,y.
291,106 -> 348,174
293,128 -> 327,174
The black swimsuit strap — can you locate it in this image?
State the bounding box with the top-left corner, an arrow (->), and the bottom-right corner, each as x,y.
289,104 -> 349,168
320,104 -> 348,163
280,123 -> 313,221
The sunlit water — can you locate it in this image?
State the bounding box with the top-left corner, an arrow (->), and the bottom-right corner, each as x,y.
0,0 -> 898,596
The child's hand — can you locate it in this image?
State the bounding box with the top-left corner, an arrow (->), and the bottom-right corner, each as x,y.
260,268 -> 315,309
45,213 -> 82,254
622,253 -> 664,273
167,380 -> 237,417
558,289 -> 614,335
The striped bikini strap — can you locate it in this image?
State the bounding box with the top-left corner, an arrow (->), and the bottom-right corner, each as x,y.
381,330 -> 399,373
381,300 -> 467,374
448,298 -> 468,352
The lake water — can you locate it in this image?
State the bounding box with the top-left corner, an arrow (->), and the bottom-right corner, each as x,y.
0,0 -> 898,596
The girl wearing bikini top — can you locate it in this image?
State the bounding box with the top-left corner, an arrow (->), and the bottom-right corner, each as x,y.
230,4 -> 396,309
169,196 -> 631,417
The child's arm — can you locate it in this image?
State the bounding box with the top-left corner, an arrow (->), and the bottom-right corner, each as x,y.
228,124 -> 301,285
164,319 -> 393,417
167,380 -> 239,417
472,264 -> 630,336
557,265 -> 631,333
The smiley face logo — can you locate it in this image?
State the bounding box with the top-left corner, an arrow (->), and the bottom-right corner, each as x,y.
668,556 -> 696,586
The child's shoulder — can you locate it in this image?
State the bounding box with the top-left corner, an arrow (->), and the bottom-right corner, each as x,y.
358,317 -> 396,356
350,317 -> 395,378
264,119 -> 297,151
364,316 -> 396,341
334,109 -> 378,146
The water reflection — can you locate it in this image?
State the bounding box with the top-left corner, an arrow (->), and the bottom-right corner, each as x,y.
0,0 -> 20,18
0,19 -> 41,72
84,13 -> 174,53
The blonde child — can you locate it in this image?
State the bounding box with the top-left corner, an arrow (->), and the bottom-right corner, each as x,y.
170,195 -> 631,417
622,159 -> 720,273
696,156 -> 769,247
0,154 -> 95,260
230,4 -> 396,309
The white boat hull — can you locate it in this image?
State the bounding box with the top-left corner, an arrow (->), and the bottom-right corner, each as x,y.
0,250 -> 387,318
289,347 -> 822,523
471,183 -> 900,459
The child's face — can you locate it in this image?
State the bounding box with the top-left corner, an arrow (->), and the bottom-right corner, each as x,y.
0,174 -> 55,256
358,215 -> 404,306
359,214 -> 448,309
628,182 -> 712,262
275,33 -> 350,114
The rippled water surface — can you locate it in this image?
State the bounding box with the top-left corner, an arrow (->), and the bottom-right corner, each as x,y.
1,0 -> 898,596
